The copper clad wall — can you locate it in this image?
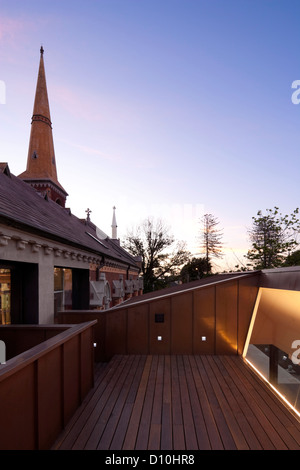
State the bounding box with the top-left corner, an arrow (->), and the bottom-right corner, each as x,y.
171,293 -> 193,354
37,348 -> 63,449
216,282 -> 238,354
0,322 -> 96,449
149,298 -> 171,354
102,274 -> 259,359
0,364 -> 36,449
58,274 -> 260,360
193,286 -> 215,354
127,304 -> 149,354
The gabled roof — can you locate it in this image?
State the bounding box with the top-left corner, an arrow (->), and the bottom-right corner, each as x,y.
0,166 -> 139,269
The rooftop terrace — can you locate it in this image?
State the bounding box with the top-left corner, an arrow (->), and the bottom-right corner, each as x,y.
2,268 -> 300,450
53,354 -> 300,450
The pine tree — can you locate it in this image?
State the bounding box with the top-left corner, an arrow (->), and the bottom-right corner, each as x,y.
200,214 -> 223,274
246,207 -> 300,269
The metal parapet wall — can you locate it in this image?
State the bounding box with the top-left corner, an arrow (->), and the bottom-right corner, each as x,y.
59,272 -> 261,361
0,321 -> 96,449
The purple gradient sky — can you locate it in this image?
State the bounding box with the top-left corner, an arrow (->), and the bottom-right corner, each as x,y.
0,0 -> 299,270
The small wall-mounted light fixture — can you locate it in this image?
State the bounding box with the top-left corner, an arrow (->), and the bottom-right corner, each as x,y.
201,336 -> 207,342
155,314 -> 164,323
157,336 -> 162,341
93,342 -> 97,348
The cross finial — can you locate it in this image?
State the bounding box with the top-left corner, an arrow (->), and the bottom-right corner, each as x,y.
86,208 -> 92,221
40,45 -> 44,55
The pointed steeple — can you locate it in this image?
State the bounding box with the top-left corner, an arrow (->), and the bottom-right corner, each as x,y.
112,206 -> 118,239
19,47 -> 68,206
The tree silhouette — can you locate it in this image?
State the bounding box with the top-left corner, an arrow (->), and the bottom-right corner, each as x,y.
123,217 -> 190,292
246,207 -> 300,269
199,213 -> 223,274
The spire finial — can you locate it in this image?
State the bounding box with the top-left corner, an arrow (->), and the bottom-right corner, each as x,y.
112,206 -> 118,239
86,208 -> 92,222
40,45 -> 44,55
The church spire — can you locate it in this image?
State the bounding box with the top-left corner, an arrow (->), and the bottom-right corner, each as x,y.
112,206 -> 118,239
19,47 -> 68,206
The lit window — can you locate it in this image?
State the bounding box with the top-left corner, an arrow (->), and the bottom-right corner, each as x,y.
54,268 -> 72,314
0,269 -> 11,324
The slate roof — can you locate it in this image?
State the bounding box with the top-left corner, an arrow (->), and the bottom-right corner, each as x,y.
0,165 -> 139,269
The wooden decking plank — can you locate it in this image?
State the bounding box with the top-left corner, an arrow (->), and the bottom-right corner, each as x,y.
213,355 -> 266,450
201,355 -> 249,450
188,355 -> 224,450
195,356 -> 237,450
96,355 -> 142,450
135,355 -> 158,450
122,355 -> 153,450
231,356 -> 297,448
148,355 -> 164,450
80,355 -> 136,449
243,365 -> 300,448
208,356 -> 262,449
69,355 -> 127,450
53,355 -> 123,450
86,354 -> 137,449
182,356 -> 211,450
161,355 -> 173,450
207,356 -> 262,450
232,356 -> 300,450
218,356 -> 276,450
177,355 -> 198,450
170,355 -> 186,450
109,356 -> 148,450
222,356 -> 288,450
53,355 -> 300,451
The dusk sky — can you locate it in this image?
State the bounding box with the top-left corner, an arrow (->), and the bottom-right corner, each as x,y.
0,0 -> 299,271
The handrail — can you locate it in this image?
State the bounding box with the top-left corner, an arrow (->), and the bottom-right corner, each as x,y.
0,321 -> 97,449
0,321 -> 97,379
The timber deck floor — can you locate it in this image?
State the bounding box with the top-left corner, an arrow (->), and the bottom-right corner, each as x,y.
53,355 -> 300,450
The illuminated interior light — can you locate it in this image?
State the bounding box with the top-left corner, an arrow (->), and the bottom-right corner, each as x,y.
201,336 -> 207,341
157,336 -> 162,341
242,288 -> 262,358
245,358 -> 300,419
